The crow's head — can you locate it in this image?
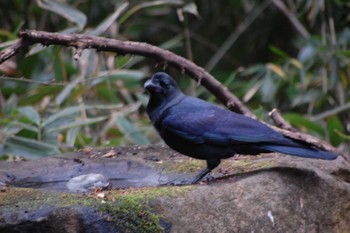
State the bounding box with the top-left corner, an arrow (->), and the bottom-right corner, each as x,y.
144,72 -> 184,120
144,72 -> 180,98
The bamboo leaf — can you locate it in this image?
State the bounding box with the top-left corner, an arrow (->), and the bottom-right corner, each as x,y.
269,45 -> 289,59
42,105 -> 122,128
182,2 -> 200,18
88,2 -> 129,36
17,106 -> 41,125
116,116 -> 149,144
90,70 -> 145,87
42,106 -> 82,128
327,116 -> 344,146
283,113 -> 324,136
44,116 -> 108,134
267,63 -> 286,79
36,0 -> 86,29
334,129 -> 350,140
55,76 -> 83,105
4,136 -> 60,158
66,127 -> 80,147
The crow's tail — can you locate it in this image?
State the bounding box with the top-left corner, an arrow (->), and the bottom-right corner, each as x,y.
260,144 -> 337,160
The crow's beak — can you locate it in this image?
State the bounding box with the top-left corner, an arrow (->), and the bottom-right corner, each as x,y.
144,79 -> 153,90
144,79 -> 164,94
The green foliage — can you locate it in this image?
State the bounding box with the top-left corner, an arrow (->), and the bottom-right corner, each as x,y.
234,26 -> 350,146
0,0 -> 189,158
0,0 -> 349,158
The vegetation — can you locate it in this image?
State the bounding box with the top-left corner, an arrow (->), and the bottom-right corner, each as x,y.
0,0 -> 349,159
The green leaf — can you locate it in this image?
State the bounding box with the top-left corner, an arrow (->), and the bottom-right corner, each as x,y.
260,70 -> 280,103
90,70 -> 145,87
44,116 -> 108,135
53,48 -> 65,83
42,132 -> 59,145
327,116 -> 344,146
267,63 -> 286,79
7,121 -> 39,133
42,105 -> 122,129
66,127 -> 80,147
116,116 -> 149,144
17,107 -> 41,125
2,94 -> 18,115
283,113 -> 324,136
240,65 -> 266,76
55,76 -> 84,105
42,106 -> 82,128
338,50 -> 350,57
36,0 -> 87,30
4,136 -> 60,159
88,2 -> 129,36
135,93 -> 149,107
242,79 -> 263,102
269,45 -> 290,59
118,0 -> 183,25
182,2 -> 200,17
334,129 -> 350,140
298,45 -> 315,62
20,85 -> 63,105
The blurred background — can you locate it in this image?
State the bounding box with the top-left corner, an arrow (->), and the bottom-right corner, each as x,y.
0,0 -> 349,160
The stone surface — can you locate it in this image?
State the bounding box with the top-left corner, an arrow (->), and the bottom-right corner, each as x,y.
0,145 -> 350,232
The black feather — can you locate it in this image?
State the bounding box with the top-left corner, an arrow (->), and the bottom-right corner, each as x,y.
144,72 -> 338,184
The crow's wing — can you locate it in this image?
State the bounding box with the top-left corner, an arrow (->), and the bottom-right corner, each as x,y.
161,97 -> 287,145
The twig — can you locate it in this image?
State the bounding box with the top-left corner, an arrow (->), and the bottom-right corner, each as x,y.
269,108 -> 296,132
271,0 -> 310,38
0,39 -> 30,64
271,125 -> 342,156
311,102 -> 350,121
205,0 -> 271,72
0,29 -> 343,156
268,108 -> 342,155
0,76 -> 63,85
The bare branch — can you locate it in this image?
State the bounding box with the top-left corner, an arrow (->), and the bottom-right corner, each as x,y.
268,108 -> 344,157
0,39 -> 30,64
269,108 -> 296,132
0,29 -> 343,157
0,29 -> 255,118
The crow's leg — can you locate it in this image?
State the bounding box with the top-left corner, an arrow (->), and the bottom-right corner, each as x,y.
162,158 -> 221,186
191,158 -> 221,184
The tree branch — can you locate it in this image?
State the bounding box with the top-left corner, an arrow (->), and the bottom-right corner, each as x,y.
0,29 -> 254,118
268,109 -> 340,155
0,29 -> 343,157
0,39 -> 30,64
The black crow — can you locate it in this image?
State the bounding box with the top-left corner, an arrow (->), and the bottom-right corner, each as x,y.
144,72 -> 337,184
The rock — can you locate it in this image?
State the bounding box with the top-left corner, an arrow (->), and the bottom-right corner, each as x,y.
0,145 -> 350,232
66,173 -> 110,193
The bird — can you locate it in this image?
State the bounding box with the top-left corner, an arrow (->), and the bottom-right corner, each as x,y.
144,72 -> 338,184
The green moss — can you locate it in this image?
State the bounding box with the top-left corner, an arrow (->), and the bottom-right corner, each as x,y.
251,160 -> 277,169
219,159 -> 277,175
1,179 -> 192,232
100,196 -> 161,233
157,158 -> 205,174
98,186 -> 192,233
63,185 -> 192,232
0,188 -> 63,212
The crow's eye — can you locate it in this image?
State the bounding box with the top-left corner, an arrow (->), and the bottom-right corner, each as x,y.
159,79 -> 170,88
